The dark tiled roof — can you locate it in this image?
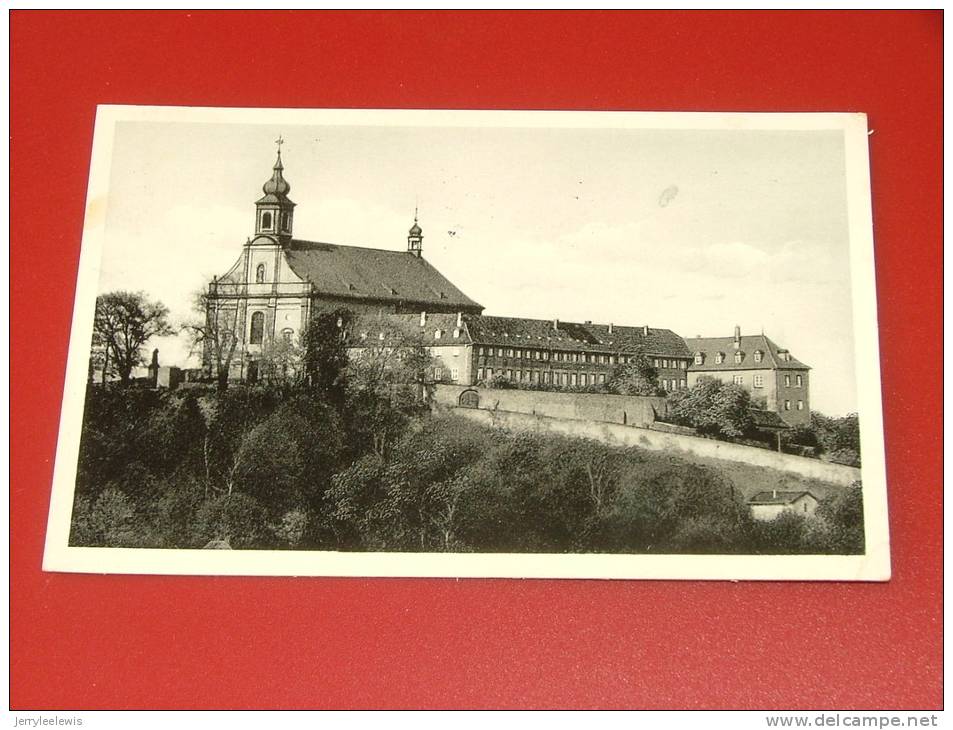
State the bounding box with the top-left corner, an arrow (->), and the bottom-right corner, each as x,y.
750,409 -> 791,430
464,316 -> 692,357
748,490 -> 818,506
344,312 -> 692,358
685,333 -> 809,371
283,240 -> 483,312
346,312 -> 470,347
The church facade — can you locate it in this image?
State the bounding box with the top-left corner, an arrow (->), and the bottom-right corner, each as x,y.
204,148 -> 483,382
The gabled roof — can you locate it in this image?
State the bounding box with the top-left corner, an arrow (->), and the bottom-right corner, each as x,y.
283,240 -> 483,312
748,490 -> 819,506
685,333 -> 809,371
464,316 -> 692,357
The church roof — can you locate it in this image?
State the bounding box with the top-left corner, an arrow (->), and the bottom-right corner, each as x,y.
685,333 -> 810,371
283,239 -> 483,311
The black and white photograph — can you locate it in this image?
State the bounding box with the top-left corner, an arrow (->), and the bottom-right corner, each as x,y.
42,106 -> 888,579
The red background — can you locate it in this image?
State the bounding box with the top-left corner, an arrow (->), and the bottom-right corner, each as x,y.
10,11 -> 943,709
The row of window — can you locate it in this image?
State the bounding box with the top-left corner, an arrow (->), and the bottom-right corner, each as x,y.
475,367 -> 688,390
433,367 -> 460,382
730,373 -> 804,388
784,400 -> 806,411
696,350 -> 765,365
476,346 -> 687,369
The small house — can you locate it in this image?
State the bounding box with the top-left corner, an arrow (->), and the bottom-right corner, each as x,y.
748,490 -> 819,521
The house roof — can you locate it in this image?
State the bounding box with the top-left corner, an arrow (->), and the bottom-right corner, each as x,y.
283,240 -> 483,312
685,333 -> 809,371
346,312 -> 469,347
748,490 -> 819,506
465,316 -> 692,357
344,312 -> 692,358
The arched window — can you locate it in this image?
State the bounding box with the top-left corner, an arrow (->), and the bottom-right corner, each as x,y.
255,263 -> 266,283
250,311 -> 265,345
261,211 -> 273,230
694,352 -> 704,365
281,212 -> 291,231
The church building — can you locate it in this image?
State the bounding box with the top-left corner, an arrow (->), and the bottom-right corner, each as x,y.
204,145 -> 483,382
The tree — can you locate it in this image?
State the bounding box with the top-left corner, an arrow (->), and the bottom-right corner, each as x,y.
300,308 -> 352,407
667,377 -> 754,439
259,334 -> 302,385
93,291 -> 175,386
810,412 -> 861,466
605,350 -> 661,396
186,287 -> 241,392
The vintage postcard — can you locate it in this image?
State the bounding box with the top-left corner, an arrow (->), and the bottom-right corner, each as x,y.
42,106 -> 889,580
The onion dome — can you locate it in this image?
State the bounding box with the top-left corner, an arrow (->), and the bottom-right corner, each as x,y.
409,220 -> 423,236
262,152 -> 291,197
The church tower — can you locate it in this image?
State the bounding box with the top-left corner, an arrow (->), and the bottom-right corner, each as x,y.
254,137 -> 295,242
407,210 -> 423,257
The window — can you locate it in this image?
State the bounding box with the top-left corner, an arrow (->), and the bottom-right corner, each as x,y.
784,400 -> 791,410
754,350 -> 763,363
598,373 -> 606,384
507,369 -> 514,380
797,400 -> 804,410
733,374 -> 744,385
255,263 -> 266,283
796,375 -> 803,387
715,352 -> 725,364
281,211 -> 291,231
679,378 -> 686,389
516,349 -> 522,359
542,371 -> 550,384
486,368 -> 493,379
453,329 -> 460,339
281,328 -> 293,344
535,350 -> 541,360
680,361 -> 688,370
753,374 -> 764,388
249,311 -> 265,345
261,211 -> 272,230
694,353 -> 704,365
451,368 -> 459,381
434,367 -> 443,381
506,348 -> 514,357
803,503 -> 809,513
570,373 -> 577,386
734,352 -> 744,364
434,329 -> 442,340
477,346 -> 484,356
477,368 -> 484,381
784,375 -> 791,387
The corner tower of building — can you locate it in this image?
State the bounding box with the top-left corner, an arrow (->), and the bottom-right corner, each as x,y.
254,137 -> 295,242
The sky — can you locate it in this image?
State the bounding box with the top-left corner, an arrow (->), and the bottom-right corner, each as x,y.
98,118 -> 858,416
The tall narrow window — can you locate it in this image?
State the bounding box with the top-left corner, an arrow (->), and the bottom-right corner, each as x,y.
784,375 -> 791,387
250,311 -> 265,345
281,211 -> 291,231
255,263 -> 266,283
796,374 -> 803,387
261,211 -> 272,230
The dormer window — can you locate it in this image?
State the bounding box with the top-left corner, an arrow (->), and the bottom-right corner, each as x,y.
715,352 -> 726,364
453,328 -> 461,339
734,351 -> 744,364
255,263 -> 266,283
434,329 -> 442,340
694,352 -> 704,365
754,350 -> 763,363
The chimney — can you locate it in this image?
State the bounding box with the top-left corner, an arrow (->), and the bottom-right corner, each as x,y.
456,312 -> 463,328
643,324 -> 649,336
608,323 -> 614,334
420,311 -> 427,327
553,318 -> 560,331
734,325 -> 741,343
